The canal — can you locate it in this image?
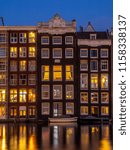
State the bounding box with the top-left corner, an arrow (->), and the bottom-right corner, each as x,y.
0,124 -> 113,150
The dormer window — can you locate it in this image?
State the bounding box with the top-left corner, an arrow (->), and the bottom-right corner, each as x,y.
90,34 -> 96,40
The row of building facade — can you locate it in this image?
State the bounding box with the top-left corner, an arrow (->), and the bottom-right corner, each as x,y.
0,14 -> 112,121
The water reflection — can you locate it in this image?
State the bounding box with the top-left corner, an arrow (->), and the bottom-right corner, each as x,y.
0,123 -> 112,150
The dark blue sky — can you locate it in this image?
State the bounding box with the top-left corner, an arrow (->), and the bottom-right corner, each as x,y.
0,0 -> 113,31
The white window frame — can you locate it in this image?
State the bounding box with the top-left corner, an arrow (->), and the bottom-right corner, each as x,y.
65,36 -> 73,44
0,33 -> 6,43
80,73 -> 88,90
10,33 -> 18,43
80,49 -> 88,58
101,106 -> 109,115
41,103 -> 50,115
91,74 -> 98,89
101,60 -> 108,71
41,36 -> 49,45
10,47 -> 17,58
0,48 -> 6,58
10,60 -> 17,72
101,74 -> 109,89
90,49 -> 98,58
66,103 -> 74,115
66,65 -> 74,81
41,85 -> 50,99
19,47 -> 27,58
90,34 -> 96,40
80,106 -> 88,115
19,33 -> 27,43
53,85 -> 62,99
91,92 -> 99,103
80,60 -> 88,71
28,60 -> 36,71
19,74 -> 27,85
100,49 -> 109,58
41,48 -> 49,58
10,74 -> 17,86
0,59 -> 6,71
53,48 -> 62,58
90,60 -> 98,72
66,85 -> 74,100
101,92 -> 109,104
52,36 -> 62,45
80,92 -> 88,103
0,73 -> 6,85
65,48 -> 73,58
28,74 -> 36,85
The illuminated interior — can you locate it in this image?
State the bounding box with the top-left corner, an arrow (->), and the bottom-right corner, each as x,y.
66,103 -> 74,115
19,107 -> 26,117
101,92 -> 109,103
66,85 -> 74,99
28,89 -> 36,102
10,89 -> 17,102
29,47 -> 36,57
91,74 -> 98,89
80,106 -> 88,115
0,106 -> 6,118
10,107 -> 17,117
101,106 -> 109,115
66,65 -> 73,81
29,32 -> 36,43
91,106 -> 99,116
80,92 -> 88,103
0,74 -> 6,85
10,47 -> 17,57
101,74 -> 108,89
19,89 -> 27,102
28,106 -> 36,116
0,89 -> 6,102
42,66 -> 49,81
53,65 -> 62,81
91,92 -> 98,103
19,60 -> 26,71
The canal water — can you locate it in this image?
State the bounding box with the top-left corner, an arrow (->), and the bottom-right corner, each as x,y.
0,123 -> 113,150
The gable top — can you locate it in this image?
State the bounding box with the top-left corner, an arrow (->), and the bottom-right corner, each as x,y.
85,22 -> 95,32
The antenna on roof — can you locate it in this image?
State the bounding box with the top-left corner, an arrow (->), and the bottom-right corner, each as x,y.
0,17 -> 4,26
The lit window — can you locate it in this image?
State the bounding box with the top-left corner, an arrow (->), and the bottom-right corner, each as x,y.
53,48 -> 62,58
80,73 -> 88,90
10,74 -> 17,86
0,106 -> 6,117
10,47 -> 17,57
41,85 -> 50,99
28,106 -> 36,117
19,74 -> 27,85
41,65 -> 50,81
41,36 -> 49,44
28,89 -> 36,102
19,106 -> 26,117
19,33 -> 27,43
80,60 -> 88,71
66,103 -> 74,115
0,73 -> 6,85
41,103 -> 50,115
19,89 -> 27,102
66,65 -> 73,81
101,49 -> 108,58
90,60 -> 98,72
90,49 -> 98,58
52,36 -> 62,44
29,32 -> 36,43
10,60 -> 17,71
80,106 -> 88,115
91,92 -> 98,103
29,47 -> 36,57
10,33 -> 18,43
91,106 -> 99,117
19,60 -> 27,71
41,48 -> 49,58
65,48 -> 73,58
0,34 -> 6,43
80,49 -> 88,58
0,48 -> 6,57
101,74 -> 109,89
28,74 -> 36,85
65,36 -> 73,44
0,89 -> 6,102
53,85 -> 62,99
19,47 -> 27,57
101,60 -> 108,71
10,107 -> 17,117
101,106 -> 109,115
66,85 -> 74,99
80,92 -> 88,103
0,59 -> 6,71
101,92 -> 109,103
91,74 -> 98,89
53,65 -> 62,81
90,34 -> 96,40
28,60 -> 36,71
10,89 -> 17,102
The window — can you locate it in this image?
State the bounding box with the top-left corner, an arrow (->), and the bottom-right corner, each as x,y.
101,49 -> 108,58
65,48 -> 73,58
0,34 -> 6,43
41,103 -> 50,115
101,74 -> 109,89
10,33 -> 17,43
29,32 -> 36,43
10,89 -> 17,102
101,92 -> 109,103
41,65 -> 50,81
0,48 -> 6,57
91,92 -> 98,103
29,47 -> 36,57
19,60 -> 27,71
66,65 -> 73,81
53,36 -> 62,44
80,106 -> 88,115
91,106 -> 99,117
101,106 -> 109,115
90,34 -> 96,40
28,74 -> 36,85
41,36 -> 49,44
28,106 -> 36,117
66,103 -> 74,115
41,48 -> 49,58
80,60 -> 88,71
10,60 -> 17,71
80,49 -> 88,58
101,60 -> 108,71
0,106 -> 6,117
28,89 -> 36,102
19,47 -> 27,57
0,59 -> 6,71
10,107 -> 17,117
65,36 -> 73,44
41,85 -> 50,99
10,47 -> 17,57
53,48 -> 62,58
19,106 -> 26,117
53,85 -> 62,99
53,65 -> 62,81
90,49 -> 98,58
66,85 -> 74,99
80,73 -> 88,90
0,89 -> 6,102
19,89 -> 27,102
28,60 -> 36,71
19,74 -> 27,85
19,33 -> 27,43
0,73 -> 6,85
10,74 -> 17,86
91,74 -> 98,89
80,92 -> 88,103
90,60 -> 98,72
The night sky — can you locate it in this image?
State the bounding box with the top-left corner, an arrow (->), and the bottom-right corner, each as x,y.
0,0 -> 113,31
